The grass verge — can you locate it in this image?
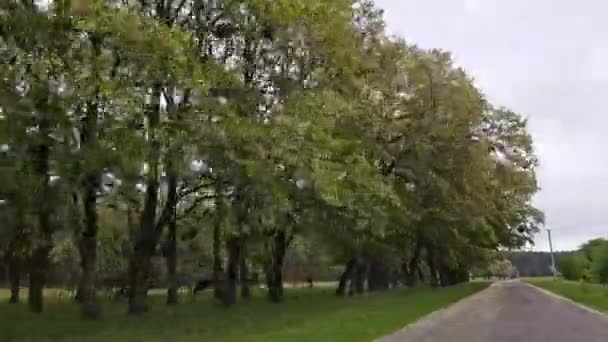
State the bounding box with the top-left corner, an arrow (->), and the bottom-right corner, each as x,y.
0,282 -> 488,342
527,279 -> 608,312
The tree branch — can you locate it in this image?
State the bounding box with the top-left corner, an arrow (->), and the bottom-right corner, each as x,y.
177,178 -> 216,199
170,0 -> 188,23
176,194 -> 215,220
155,194 -> 176,233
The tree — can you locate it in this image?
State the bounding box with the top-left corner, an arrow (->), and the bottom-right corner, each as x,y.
0,0 -> 544,317
590,245 -> 608,285
557,253 -> 587,281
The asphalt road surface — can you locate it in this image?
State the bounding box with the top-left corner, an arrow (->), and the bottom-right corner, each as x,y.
381,280 -> 608,342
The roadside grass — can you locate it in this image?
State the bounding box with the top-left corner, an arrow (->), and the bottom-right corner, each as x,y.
527,278 -> 608,312
519,276 -> 557,282
0,282 -> 488,342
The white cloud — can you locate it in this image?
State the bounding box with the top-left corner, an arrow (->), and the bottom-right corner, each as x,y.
463,0 -> 482,12
585,46 -> 608,82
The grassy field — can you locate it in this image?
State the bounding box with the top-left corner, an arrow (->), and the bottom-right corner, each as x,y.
527,279 -> 608,312
0,282 -> 488,342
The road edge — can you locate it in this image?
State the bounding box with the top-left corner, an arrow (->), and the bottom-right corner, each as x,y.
375,282 -> 496,342
524,281 -> 608,320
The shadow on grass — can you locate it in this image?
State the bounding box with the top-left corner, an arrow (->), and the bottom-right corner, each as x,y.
0,282 -> 489,342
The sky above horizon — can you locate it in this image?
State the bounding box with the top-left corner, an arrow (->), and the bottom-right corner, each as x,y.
374,0 -> 608,251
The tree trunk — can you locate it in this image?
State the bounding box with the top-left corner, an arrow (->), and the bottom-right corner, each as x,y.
70,192 -> 84,304
426,249 -> 440,287
389,270 -> 400,289
401,262 -> 411,286
79,232 -> 100,318
439,264 -> 455,287
349,258 -> 366,295
439,265 -> 469,287
28,246 -> 50,313
266,230 -> 288,302
367,264 -> 377,292
439,264 -> 448,287
128,247 -> 153,314
28,114 -> 52,314
353,260 -> 366,294
336,258 -> 356,296
222,237 -> 241,306
7,205 -> 27,304
79,175 -> 101,318
404,241 -> 422,287
240,240 -> 251,299
417,265 -> 425,282
74,284 -> 84,303
128,85 -> 162,315
212,211 -> 223,300
164,162 -> 179,306
77,34 -> 103,318
212,177 -> 227,300
165,212 -> 178,305
8,255 -> 20,304
163,83 -> 188,306
458,267 -> 470,283
368,259 -> 390,292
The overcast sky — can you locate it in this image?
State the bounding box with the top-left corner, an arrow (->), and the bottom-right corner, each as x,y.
374,0 -> 607,251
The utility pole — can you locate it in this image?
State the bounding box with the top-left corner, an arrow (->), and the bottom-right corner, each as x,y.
547,228 -> 557,279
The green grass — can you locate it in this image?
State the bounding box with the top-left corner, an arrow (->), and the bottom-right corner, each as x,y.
519,276 -> 557,282
527,279 -> 608,312
0,282 -> 488,342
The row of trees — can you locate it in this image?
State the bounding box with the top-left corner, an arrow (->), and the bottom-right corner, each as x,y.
0,0 -> 542,318
503,251 -> 570,278
558,239 -> 608,284
472,258 -> 518,280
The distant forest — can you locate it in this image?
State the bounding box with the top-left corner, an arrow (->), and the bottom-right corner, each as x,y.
503,251 -> 573,277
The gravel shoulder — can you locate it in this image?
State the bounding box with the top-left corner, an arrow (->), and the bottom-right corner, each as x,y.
380,280 -> 608,342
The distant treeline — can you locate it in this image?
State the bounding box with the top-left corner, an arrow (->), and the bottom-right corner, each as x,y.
502,251 -> 574,277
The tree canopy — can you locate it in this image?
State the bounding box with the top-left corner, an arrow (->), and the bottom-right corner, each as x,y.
558,238 -> 608,284
0,0 -> 542,317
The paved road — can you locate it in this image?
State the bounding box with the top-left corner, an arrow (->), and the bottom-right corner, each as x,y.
382,280 -> 608,342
